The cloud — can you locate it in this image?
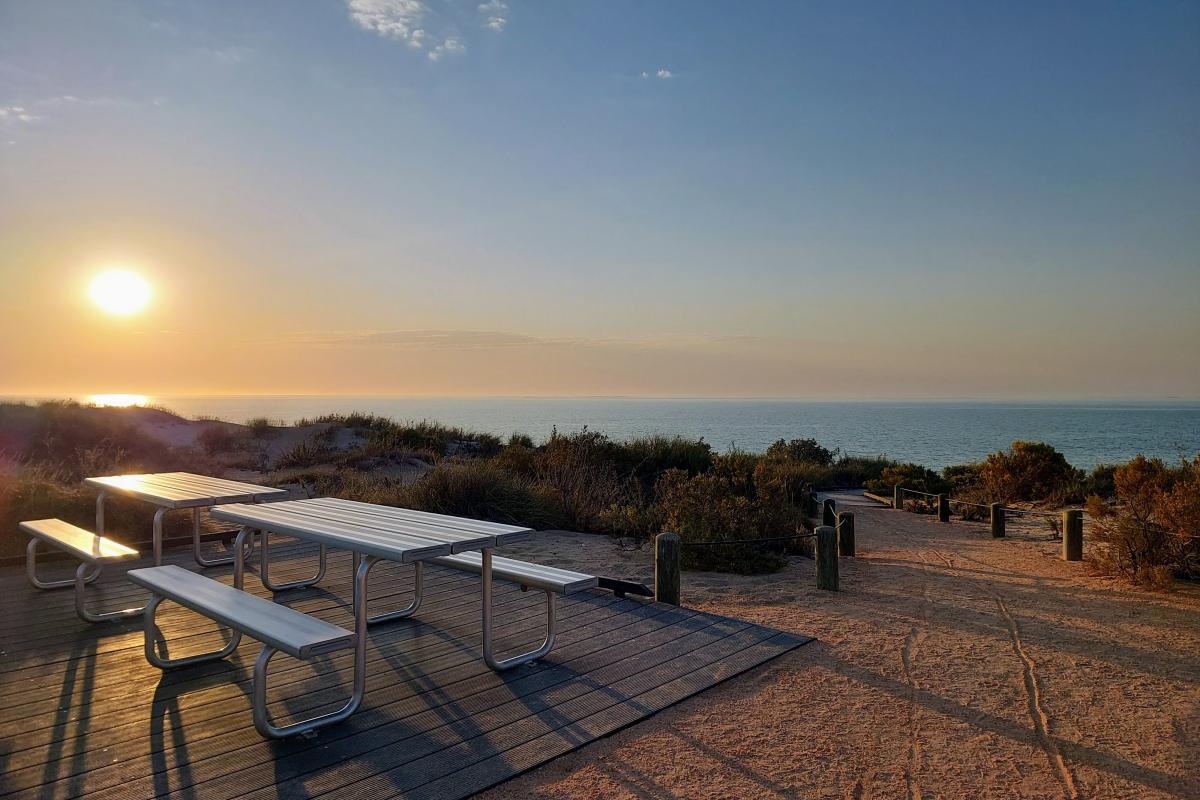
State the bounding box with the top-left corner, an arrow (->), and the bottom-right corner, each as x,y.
640,68 -> 675,80
346,0 -> 428,44
347,1 -> 492,57
428,36 -> 466,61
0,105 -> 39,124
479,0 -> 508,32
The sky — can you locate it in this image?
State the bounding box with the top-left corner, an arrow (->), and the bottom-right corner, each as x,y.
1,0 -> 1198,400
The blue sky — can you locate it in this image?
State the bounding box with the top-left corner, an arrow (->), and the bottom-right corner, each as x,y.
1,1 -> 1198,398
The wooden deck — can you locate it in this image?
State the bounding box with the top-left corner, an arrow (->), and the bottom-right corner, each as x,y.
0,538 -> 810,799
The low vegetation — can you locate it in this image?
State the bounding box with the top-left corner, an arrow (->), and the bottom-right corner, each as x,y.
0,402 -> 1195,583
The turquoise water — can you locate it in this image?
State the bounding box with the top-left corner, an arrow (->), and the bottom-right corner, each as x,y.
24,396 -> 1195,471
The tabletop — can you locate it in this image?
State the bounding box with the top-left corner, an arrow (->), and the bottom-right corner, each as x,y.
84,472 -> 290,509
210,497 -> 535,564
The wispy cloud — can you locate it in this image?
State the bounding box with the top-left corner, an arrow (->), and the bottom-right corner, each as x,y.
479,0 -> 508,32
0,105 -> 39,125
428,36 -> 466,61
641,68 -> 675,80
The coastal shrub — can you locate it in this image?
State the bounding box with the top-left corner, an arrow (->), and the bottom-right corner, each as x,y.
864,463 -> 950,497
611,435 -> 714,486
197,424 -> 243,455
1084,464 -> 1119,500
305,413 -> 503,458
754,458 -> 826,509
827,455 -> 894,488
978,441 -> 1080,503
654,469 -> 795,574
401,461 -> 566,530
18,401 -> 175,480
246,417 -> 276,438
534,430 -> 625,530
1086,456 -> 1184,585
765,438 -> 836,466
275,439 -> 333,470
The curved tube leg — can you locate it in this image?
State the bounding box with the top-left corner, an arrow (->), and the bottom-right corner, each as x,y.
191,507 -> 252,567
74,562 -> 146,623
365,561 -> 423,625
481,548 -> 557,670
260,530 -> 327,592
26,538 -> 101,590
152,507 -> 167,566
251,642 -> 365,739
143,593 -> 241,668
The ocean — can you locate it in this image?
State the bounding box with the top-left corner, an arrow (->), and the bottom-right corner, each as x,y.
20,395 -> 1197,471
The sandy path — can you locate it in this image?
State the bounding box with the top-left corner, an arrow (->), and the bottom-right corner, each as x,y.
480,492 -> 1200,799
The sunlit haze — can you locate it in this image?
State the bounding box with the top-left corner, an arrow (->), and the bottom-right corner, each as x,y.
1,2 -> 1197,399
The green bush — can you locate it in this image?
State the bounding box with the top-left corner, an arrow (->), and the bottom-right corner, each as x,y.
865,463 -> 951,497
654,469 -> 796,574
978,441 -> 1081,502
400,461 -> 566,530
764,438 -> 835,466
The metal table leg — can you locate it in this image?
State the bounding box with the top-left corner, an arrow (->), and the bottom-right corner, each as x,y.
481,547 -> 556,670
259,529 -> 327,591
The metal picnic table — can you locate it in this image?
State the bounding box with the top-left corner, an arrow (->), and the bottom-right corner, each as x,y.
210,497 -> 537,669
84,472 -> 289,566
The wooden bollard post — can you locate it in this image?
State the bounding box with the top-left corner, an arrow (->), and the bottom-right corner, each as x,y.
815,526 -> 839,591
937,494 -> 950,522
837,512 -> 855,557
989,503 -> 1005,538
822,498 -> 837,527
1063,510 -> 1083,562
655,532 -> 681,605
893,484 -> 903,510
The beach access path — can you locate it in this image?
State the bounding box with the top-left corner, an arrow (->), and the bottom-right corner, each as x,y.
479,492 -> 1200,800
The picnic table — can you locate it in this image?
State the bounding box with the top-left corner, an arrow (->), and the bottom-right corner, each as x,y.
84,472 -> 288,566
210,497 -> 537,669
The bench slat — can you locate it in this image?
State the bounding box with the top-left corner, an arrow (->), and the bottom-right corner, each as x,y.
127,566 -> 354,659
432,553 -> 598,594
20,519 -> 139,563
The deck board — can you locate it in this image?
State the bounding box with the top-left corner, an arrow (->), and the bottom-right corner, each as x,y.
0,538 -> 811,799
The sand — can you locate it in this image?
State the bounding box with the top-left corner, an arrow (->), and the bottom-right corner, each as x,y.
480,492 -> 1200,800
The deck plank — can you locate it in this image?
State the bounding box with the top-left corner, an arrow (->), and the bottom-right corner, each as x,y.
0,538 -> 811,799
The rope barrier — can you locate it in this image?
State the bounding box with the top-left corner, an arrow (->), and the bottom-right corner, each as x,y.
895,485 -> 1084,518
679,532 -> 818,547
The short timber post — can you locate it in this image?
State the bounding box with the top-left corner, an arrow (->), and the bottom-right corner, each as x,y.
815,526 -> 839,591
893,484 -> 903,510
1063,510 -> 1083,562
990,503 -> 1005,538
837,512 -> 855,557
937,494 -> 950,523
822,498 -> 837,527
655,532 -> 681,605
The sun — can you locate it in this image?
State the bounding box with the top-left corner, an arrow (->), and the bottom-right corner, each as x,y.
89,269 -> 151,316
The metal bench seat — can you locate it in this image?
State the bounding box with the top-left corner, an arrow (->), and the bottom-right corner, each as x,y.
431,552 -> 598,593
127,565 -> 364,738
432,552 -> 597,670
21,518 -> 143,622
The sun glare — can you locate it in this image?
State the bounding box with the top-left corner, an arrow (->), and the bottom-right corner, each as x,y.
87,393 -> 150,408
89,269 -> 151,316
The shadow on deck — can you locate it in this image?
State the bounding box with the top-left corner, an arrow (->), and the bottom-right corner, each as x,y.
0,538 -> 810,799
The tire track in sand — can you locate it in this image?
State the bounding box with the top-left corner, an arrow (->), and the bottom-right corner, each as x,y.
992,592 -> 1080,799
927,546 -> 1079,799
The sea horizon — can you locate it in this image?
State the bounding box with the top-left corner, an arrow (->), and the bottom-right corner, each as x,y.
5,394 -> 1197,471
